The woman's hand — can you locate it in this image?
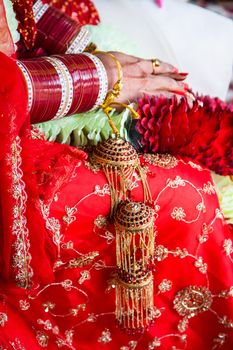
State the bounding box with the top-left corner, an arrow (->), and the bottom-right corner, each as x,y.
96,51 -> 191,104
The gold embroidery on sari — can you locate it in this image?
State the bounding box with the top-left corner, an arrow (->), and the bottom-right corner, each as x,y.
11,137 -> 33,288
98,329 -> 112,344
0,312 -> 7,327
143,154 -> 178,169
9,338 -> 26,350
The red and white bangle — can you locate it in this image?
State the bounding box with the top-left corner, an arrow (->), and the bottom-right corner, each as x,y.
16,61 -> 34,111
83,53 -> 108,109
66,27 -> 90,54
33,0 -> 90,55
17,54 -> 108,123
45,57 -> 74,120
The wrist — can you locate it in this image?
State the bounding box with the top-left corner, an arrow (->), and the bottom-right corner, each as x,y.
95,53 -> 119,92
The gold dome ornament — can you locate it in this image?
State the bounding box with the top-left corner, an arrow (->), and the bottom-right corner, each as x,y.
114,201 -> 156,332
92,138 -> 151,216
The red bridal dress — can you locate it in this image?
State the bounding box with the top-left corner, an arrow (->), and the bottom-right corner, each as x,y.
0,1 -> 232,349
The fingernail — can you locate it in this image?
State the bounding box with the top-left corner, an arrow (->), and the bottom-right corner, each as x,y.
179,72 -> 189,76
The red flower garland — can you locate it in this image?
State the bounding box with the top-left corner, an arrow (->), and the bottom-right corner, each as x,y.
136,95 -> 233,175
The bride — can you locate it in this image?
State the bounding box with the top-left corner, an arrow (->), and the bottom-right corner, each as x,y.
0,0 -> 232,349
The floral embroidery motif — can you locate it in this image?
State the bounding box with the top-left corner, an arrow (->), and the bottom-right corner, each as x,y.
67,251 -> 99,269
70,304 -> 86,317
11,137 -> 33,288
172,247 -> 189,258
215,209 -> 224,220
62,206 -> 77,225
94,215 -> 115,244
0,312 -> 7,327
78,270 -> 91,284
167,176 -> 186,188
188,161 -> 203,171
94,215 -> 108,228
98,230 -> 115,244
36,331 -> 49,347
174,286 -> 213,318
155,245 -> 169,261
98,329 -> 112,343
40,201 -> 63,257
177,318 -> 189,333
171,207 -> 186,221
202,181 -> 216,195
223,239 -> 233,257
120,340 -> 137,350
196,202 -> 206,213
148,338 -> 161,349
9,338 -> 26,350
198,223 -> 213,244
56,330 -> 74,348
94,184 -> 110,196
158,279 -> 173,293
87,313 -> 97,322
37,319 -> 59,334
229,287 -> 233,297
42,302 -> 56,313
194,257 -> 208,274
19,300 -> 30,311
218,315 -> 233,328
143,154 -> 178,169
212,333 -> 227,349
84,160 -> 101,173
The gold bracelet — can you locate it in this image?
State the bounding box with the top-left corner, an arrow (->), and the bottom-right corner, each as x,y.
94,50 -> 123,104
94,51 -> 139,136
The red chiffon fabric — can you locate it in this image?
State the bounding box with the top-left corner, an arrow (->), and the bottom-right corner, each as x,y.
0,52 -> 86,286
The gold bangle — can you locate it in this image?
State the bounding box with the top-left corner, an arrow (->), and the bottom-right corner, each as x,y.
94,50 -> 139,136
94,50 -> 123,102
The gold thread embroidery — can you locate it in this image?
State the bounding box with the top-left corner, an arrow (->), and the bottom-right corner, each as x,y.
0,312 -> 7,327
143,154 -> 178,169
174,286 -> 213,318
11,137 -> 33,288
98,329 -> 112,344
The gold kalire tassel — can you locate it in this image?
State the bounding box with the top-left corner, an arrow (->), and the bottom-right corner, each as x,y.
114,201 -> 156,333
90,52 -> 155,332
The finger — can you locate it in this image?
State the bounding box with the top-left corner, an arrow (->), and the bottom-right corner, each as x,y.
144,75 -> 189,93
151,61 -> 178,75
141,90 -> 194,108
120,58 -> 178,78
163,72 -> 189,81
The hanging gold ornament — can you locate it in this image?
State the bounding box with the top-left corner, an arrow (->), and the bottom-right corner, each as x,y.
114,201 -> 156,332
90,52 -> 155,333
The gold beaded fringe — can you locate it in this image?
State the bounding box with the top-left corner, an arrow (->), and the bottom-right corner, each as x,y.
114,202 -> 156,332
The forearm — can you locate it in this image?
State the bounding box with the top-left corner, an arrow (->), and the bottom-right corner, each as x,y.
17,53 -> 108,123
